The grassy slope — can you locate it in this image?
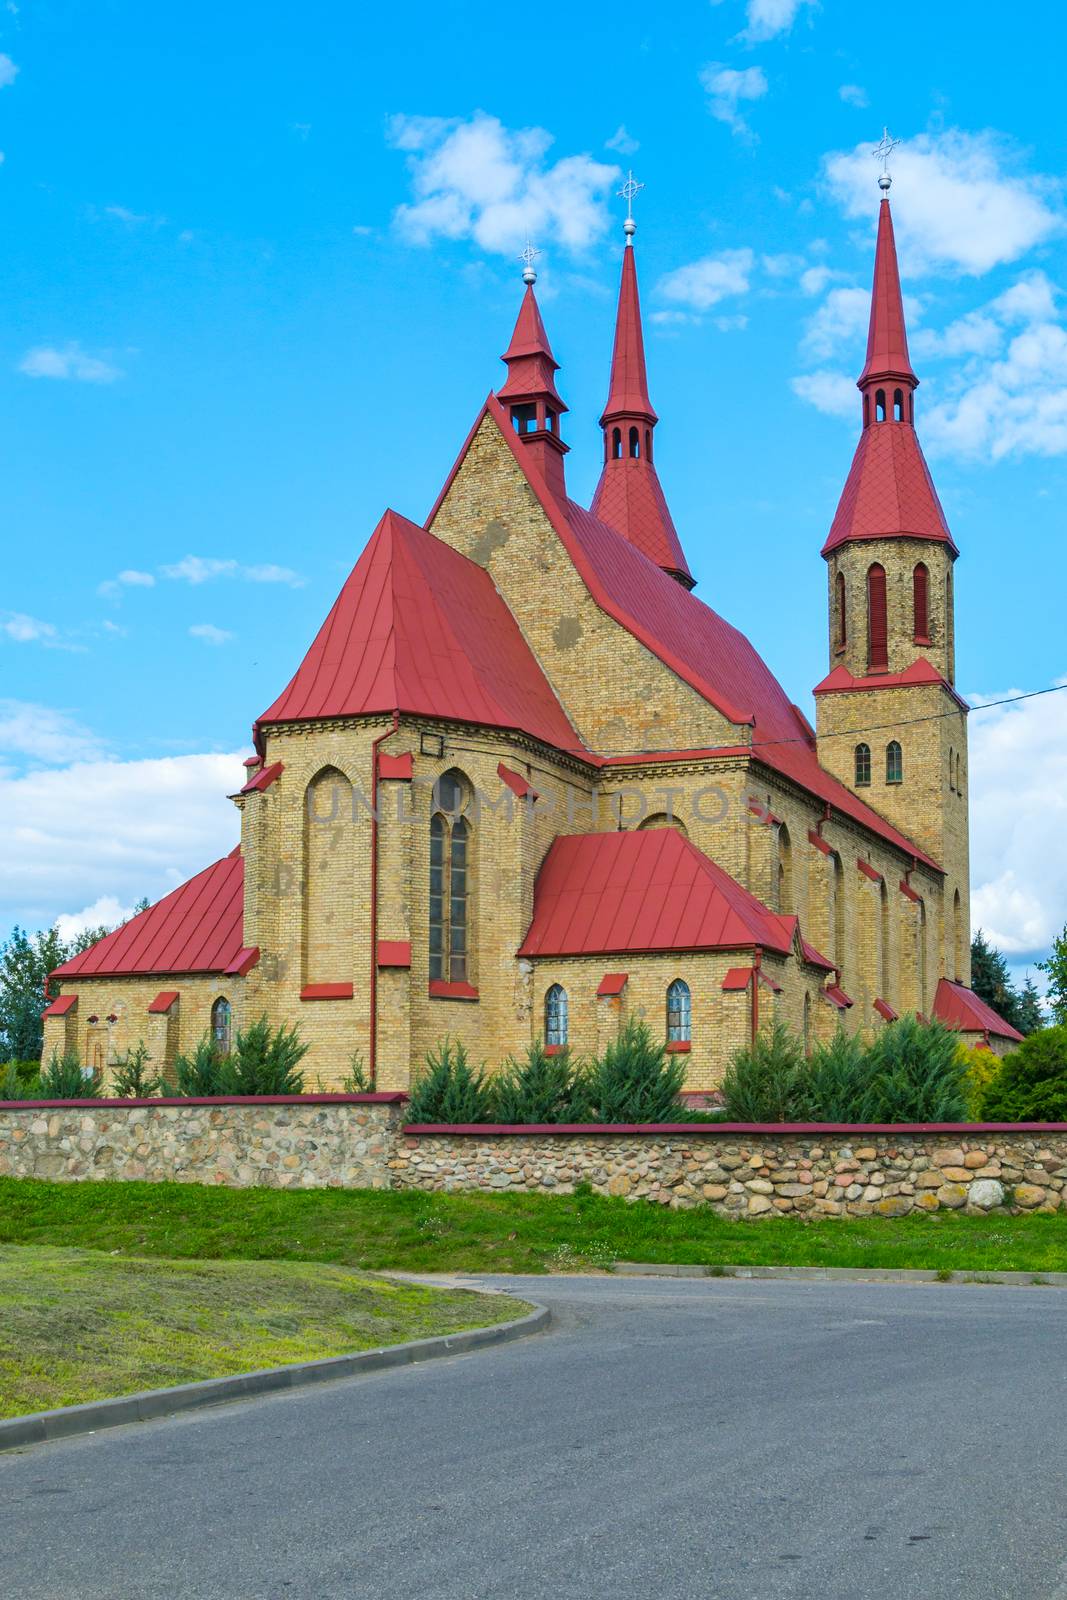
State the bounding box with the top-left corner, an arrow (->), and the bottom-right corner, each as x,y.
0,1244 -> 521,1419
3,1177 -> 1067,1274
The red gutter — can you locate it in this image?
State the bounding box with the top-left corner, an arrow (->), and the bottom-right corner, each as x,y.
369,712 -> 400,1089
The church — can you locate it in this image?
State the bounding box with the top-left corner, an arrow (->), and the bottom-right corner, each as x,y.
43,169 -> 1024,1093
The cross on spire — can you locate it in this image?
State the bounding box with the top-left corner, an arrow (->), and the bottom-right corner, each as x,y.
873,127 -> 899,193
519,237 -> 540,284
618,170 -> 643,241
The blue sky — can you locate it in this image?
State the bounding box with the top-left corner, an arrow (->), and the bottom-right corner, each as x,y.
2,0 -> 1065,983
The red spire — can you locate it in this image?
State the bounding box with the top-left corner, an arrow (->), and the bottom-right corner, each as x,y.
599,245 -> 657,425
823,188 -> 955,558
496,276 -> 568,501
591,238 -> 693,589
858,193 -> 917,391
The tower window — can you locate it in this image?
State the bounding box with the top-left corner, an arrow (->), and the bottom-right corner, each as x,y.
429,770 -> 472,984
629,426 -> 640,458
854,743 -> 871,786
948,747 -> 955,792
893,388 -> 904,422
645,428 -> 652,460
956,752 -> 962,793
863,394 -> 870,428
909,392 -> 915,422
511,403 -> 537,435
886,741 -> 903,784
211,997 -> 232,1055
835,570 -> 847,651
867,563 -> 888,671
913,562 -> 930,642
667,979 -> 691,1044
875,389 -> 887,423
544,409 -> 555,434
545,984 -> 568,1048
612,427 -> 623,460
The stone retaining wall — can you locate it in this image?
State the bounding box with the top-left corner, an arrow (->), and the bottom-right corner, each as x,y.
3,1099 -> 1067,1215
0,1095 -> 404,1189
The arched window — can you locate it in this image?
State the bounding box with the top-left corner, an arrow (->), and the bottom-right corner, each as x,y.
544,984 -> 568,1048
803,992 -> 812,1056
948,747 -> 955,791
667,979 -> 691,1044
829,851 -> 846,972
304,766 -> 355,986
953,888 -> 964,979
429,770 -> 471,983
854,743 -> 871,786
511,402 -> 537,435
644,428 -> 652,460
956,752 -> 962,794
908,392 -> 915,423
544,409 -> 556,434
916,898 -> 928,1012
863,393 -> 870,428
945,568 -> 955,683
835,570 -> 847,651
777,824 -> 793,914
880,880 -> 891,997
867,563 -> 888,671
886,741 -> 903,784
211,997 -> 232,1055
612,427 -> 623,460
893,388 -> 904,422
913,562 -> 929,642
875,389 -> 887,422
628,426 -> 640,458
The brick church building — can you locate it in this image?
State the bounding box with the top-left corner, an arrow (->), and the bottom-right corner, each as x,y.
44,173 -> 1023,1091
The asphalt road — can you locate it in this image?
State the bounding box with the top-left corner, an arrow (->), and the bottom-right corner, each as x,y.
3,1274 -> 1067,1600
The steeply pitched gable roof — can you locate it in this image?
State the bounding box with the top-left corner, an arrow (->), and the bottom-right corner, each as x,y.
934,978 -> 1024,1043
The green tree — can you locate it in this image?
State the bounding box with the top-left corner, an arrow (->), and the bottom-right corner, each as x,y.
1038,926 -> 1067,1027
1018,975 -> 1046,1035
980,1025 -> 1067,1121
585,1017 -> 687,1123
970,930 -> 1022,1031
0,913 -> 133,1064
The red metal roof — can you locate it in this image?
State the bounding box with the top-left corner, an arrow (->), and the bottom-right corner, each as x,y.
256,508 -> 580,753
597,972 -> 629,997
874,997 -> 898,1022
55,851 -> 244,979
600,244 -> 657,423
225,946 -> 260,977
933,978 -> 1024,1042
379,752 -> 414,780
722,968 -> 752,990
824,984 -> 853,1009
814,658 -> 967,706
497,284 -> 565,411
377,940 -> 412,967
147,990 -> 179,1014
518,829 -> 795,959
860,197 -> 917,388
822,421 -> 956,557
241,761 -> 283,794
42,993 -> 77,1017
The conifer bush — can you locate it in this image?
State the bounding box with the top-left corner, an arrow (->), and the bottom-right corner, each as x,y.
111,1043 -> 165,1099
39,1048 -> 99,1099
0,1061 -> 41,1100
583,1017 -> 687,1123
407,1040 -> 497,1124
219,1017 -> 309,1096
173,1037 -> 225,1096
492,1040 -> 591,1124
802,1029 -> 871,1121
859,1016 -> 968,1123
979,1025 -> 1067,1121
720,1022 -> 808,1122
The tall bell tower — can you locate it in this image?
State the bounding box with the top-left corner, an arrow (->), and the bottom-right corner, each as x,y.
814,140 -> 970,985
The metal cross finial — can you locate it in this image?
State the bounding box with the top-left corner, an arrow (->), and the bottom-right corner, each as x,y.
873,127 -> 899,193
618,170 -> 643,240
520,237 -> 540,285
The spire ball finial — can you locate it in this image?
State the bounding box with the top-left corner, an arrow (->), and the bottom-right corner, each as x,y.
519,237 -> 540,285
618,170 -> 644,243
873,127 -> 899,195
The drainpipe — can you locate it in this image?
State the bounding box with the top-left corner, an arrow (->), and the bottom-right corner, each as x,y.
368,712 -> 400,1089
751,946 -> 762,1045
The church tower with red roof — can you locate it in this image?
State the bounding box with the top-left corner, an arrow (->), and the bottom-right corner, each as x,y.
814,165 -> 970,986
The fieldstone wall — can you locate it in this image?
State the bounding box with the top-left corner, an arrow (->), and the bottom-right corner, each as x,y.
394,1128 -> 1067,1216
0,1096 -> 404,1190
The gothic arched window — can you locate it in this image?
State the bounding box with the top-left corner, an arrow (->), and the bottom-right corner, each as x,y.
867,563 -> 888,671
667,980 -> 691,1044
777,824 -> 793,913
913,562 -> 929,642
211,997 -> 232,1055
875,389 -> 887,422
429,771 -> 471,984
893,388 -> 904,422
612,427 -> 623,460
545,984 -> 568,1048
886,741 -> 903,785
629,425 -> 640,458
835,570 -> 847,651
855,743 -> 872,786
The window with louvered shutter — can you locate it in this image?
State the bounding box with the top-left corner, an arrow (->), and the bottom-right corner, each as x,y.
913,562 -> 929,642
867,564 -> 888,670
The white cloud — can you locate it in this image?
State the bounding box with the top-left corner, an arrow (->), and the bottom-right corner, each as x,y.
105,204 -> 151,225
700,64 -> 768,136
0,700 -> 103,766
0,750 -> 245,936
969,679 -> 1067,958
54,895 -> 137,943
800,285 -> 870,358
657,248 -> 755,313
790,369 -> 856,418
2,612 -> 56,644
19,343 -> 122,383
0,53 -> 17,88
97,568 -> 156,599
823,129 -> 1061,276
799,264 -> 845,295
606,126 -> 639,155
839,84 -> 868,109
160,556 -> 305,587
189,623 -> 233,645
739,0 -> 816,42
388,112 -> 618,255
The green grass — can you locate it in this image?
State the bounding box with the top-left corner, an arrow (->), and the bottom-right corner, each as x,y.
0,1243 -> 523,1419
3,1176 -> 1067,1276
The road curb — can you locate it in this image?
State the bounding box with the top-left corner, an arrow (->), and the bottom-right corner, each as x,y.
610,1262 -> 1067,1286
0,1301 -> 550,1454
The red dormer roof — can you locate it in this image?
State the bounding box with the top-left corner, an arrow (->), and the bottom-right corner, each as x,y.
518,828 -> 795,959
933,978 -> 1024,1043
256,508 -> 580,753
54,850 -> 244,979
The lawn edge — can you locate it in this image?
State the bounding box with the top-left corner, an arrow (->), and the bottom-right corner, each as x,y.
609,1262 -> 1067,1286
0,1299 -> 550,1453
